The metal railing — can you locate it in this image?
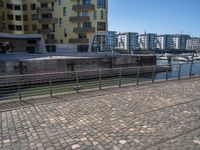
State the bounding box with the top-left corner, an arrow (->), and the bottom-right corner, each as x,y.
0,62 -> 200,102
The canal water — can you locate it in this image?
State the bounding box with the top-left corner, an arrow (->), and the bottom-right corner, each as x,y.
155,60 -> 200,80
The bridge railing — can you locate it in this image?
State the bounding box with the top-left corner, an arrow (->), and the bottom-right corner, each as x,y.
0,62 -> 200,102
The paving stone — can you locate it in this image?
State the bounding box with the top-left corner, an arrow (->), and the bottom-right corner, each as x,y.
0,79 -> 200,149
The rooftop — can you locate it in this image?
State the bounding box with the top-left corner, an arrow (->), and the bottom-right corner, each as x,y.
0,78 -> 200,149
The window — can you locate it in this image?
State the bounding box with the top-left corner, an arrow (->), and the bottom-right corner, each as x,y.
24,25 -> 29,31
97,22 -> 106,31
16,25 -> 22,31
83,0 -> 91,5
59,18 -> 63,27
7,4 -> 13,9
78,45 -> 88,52
63,7 -> 67,16
59,0 -> 62,5
8,25 -> 14,30
64,28 -> 67,37
78,33 -> 87,39
100,10 -> 104,20
32,14 -> 38,21
41,3 -> 48,8
23,4 -> 27,10
15,15 -> 21,21
32,24 -> 37,31
31,4 -> 36,10
14,5 -> 21,10
7,14 -> 13,20
97,0 -> 106,8
83,22 -> 91,28
93,11 -> 97,20
82,11 -> 89,16
23,15 -> 28,21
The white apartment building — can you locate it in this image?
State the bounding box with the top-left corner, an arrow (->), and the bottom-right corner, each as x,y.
138,33 -> 157,50
106,31 -> 117,51
156,35 -> 173,50
117,32 -> 138,51
172,34 -> 190,50
187,38 -> 200,52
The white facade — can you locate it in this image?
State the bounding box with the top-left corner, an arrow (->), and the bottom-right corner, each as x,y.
172,35 -> 190,50
187,38 -> 200,51
117,32 -> 138,51
138,34 -> 157,50
106,31 -> 117,51
156,35 -> 173,50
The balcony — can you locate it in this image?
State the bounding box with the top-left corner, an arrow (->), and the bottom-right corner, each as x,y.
69,16 -> 90,22
39,18 -> 58,24
72,4 -> 95,11
73,27 -> 95,33
38,0 -> 57,3
37,7 -> 53,14
69,38 -> 89,44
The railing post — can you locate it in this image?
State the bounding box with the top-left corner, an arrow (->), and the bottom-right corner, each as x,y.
178,64 -> 182,80
189,62 -> 193,78
119,68 -> 122,88
152,65 -> 155,83
99,70 -> 102,90
166,66 -> 169,81
18,79 -> 22,101
49,77 -> 52,97
137,67 -> 140,85
76,71 -> 79,93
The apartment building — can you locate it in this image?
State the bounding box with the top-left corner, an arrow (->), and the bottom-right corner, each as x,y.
106,31 -> 117,51
138,33 -> 157,50
116,32 -> 138,51
0,0 -> 108,53
156,34 -> 173,50
187,38 -> 200,51
172,34 -> 190,50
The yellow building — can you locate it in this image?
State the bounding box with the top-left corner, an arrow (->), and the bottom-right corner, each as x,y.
0,0 -> 108,53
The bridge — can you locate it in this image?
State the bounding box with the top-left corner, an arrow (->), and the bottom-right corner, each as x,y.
0,76 -> 200,149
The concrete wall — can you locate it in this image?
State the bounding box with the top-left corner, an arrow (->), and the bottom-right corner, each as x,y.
0,55 -> 156,76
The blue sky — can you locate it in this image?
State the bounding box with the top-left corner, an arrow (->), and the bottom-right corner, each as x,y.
108,0 -> 200,36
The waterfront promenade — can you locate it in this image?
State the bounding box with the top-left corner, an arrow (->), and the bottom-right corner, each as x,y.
0,78 -> 200,150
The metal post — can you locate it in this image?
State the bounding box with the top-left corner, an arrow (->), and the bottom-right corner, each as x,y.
166,67 -> 169,81
76,71 -> 79,93
49,77 -> 52,97
99,70 -> 102,90
152,65 -> 155,83
137,67 -> 140,85
119,68 -> 122,87
178,64 -> 182,80
18,79 -> 22,101
189,62 -> 193,78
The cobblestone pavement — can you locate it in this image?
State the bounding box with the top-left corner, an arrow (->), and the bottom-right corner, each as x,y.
1,79 -> 200,150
